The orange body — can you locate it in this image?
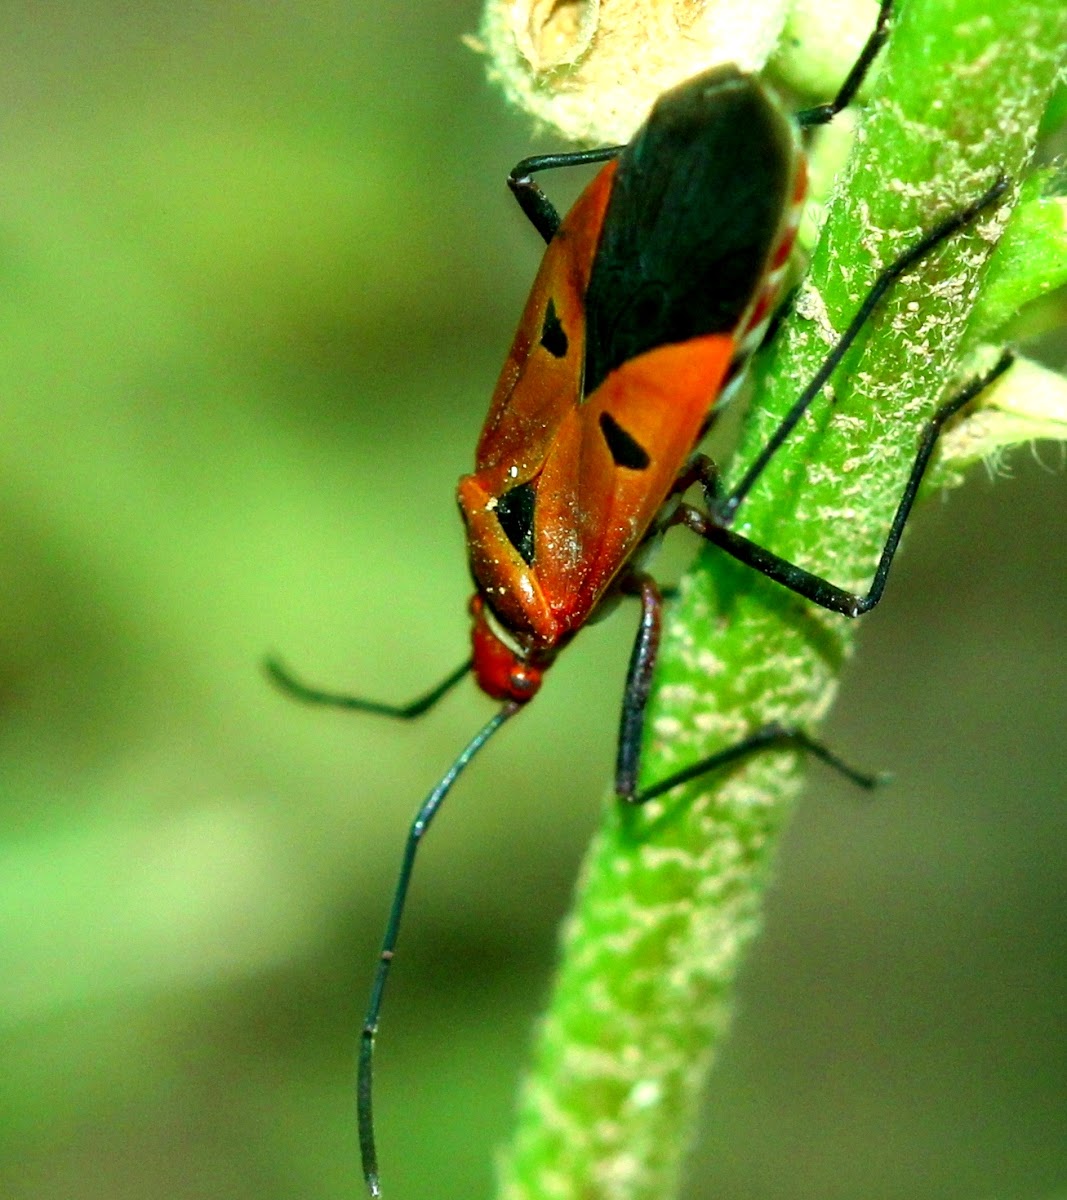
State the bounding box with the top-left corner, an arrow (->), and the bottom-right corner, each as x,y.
457,66 -> 805,702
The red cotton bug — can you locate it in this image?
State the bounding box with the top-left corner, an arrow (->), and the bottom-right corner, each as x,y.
269,1 -> 1012,1193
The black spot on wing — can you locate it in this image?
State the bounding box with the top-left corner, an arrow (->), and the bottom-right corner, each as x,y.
599,412 -> 650,470
495,481 -> 536,564
540,298 -> 568,358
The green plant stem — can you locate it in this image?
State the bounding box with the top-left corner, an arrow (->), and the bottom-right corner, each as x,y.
497,3 -> 1066,1199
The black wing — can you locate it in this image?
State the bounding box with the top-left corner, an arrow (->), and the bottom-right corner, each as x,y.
583,65 -> 797,396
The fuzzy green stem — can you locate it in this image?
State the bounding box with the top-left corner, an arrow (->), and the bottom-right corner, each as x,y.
497,3 -> 1066,1199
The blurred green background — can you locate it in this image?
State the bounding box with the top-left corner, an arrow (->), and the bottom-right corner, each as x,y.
1,4 -> 1065,1199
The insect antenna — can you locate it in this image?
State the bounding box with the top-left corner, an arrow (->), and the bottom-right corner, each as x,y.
265,656 -> 472,719
358,700 -> 522,1198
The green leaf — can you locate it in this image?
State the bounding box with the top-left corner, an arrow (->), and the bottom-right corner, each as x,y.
964,170 -> 1067,346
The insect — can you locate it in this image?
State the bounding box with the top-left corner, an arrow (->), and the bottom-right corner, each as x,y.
269,1 -> 1011,1193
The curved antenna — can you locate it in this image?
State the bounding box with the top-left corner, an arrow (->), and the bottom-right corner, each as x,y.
265,657 -> 472,719
358,701 -> 522,1198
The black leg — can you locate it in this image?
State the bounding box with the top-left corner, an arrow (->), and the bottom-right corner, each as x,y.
614,574 -> 663,801
796,0 -> 894,128
613,575 -> 881,806
631,724 -> 882,805
717,177 -> 1008,524
670,452 -> 723,502
675,352 -> 1015,617
618,348 -> 1010,804
508,146 -> 623,243
358,702 -> 521,1198
265,656 -> 471,719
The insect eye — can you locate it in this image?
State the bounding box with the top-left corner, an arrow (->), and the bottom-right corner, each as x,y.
495,481 -> 536,564
540,298 -> 568,359
599,411 -> 651,471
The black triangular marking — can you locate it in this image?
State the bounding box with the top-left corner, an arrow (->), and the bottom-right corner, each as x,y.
495,481 -> 536,564
540,298 -> 568,359
599,411 -> 650,470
